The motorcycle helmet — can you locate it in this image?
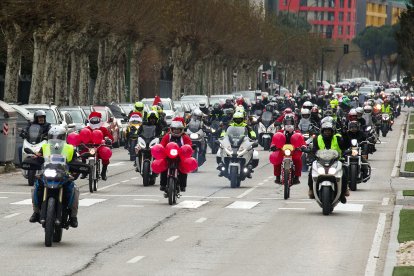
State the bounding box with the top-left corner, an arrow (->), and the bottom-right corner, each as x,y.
324,109 -> 333,117
199,101 -> 207,109
225,98 -> 233,106
355,107 -> 364,118
283,114 -> 295,133
192,108 -> 203,120
341,96 -> 351,107
321,121 -> 334,139
147,111 -> 159,124
348,109 -> 358,121
232,112 -> 245,125
265,104 -> 274,113
348,120 -> 359,133
301,108 -> 311,119
302,101 -> 313,110
34,110 -> 47,124
134,101 -> 144,112
88,111 -> 103,130
48,125 -> 67,142
170,119 -> 184,137
284,108 -> 292,114
213,103 -> 220,110
363,105 -> 373,114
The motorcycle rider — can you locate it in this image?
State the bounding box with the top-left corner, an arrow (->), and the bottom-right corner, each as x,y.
271,114 -> 304,184
210,103 -> 224,122
342,121 -> 370,182
129,101 -> 147,121
222,98 -> 235,110
159,117 -> 192,192
310,106 -> 322,128
137,110 -> 164,137
29,126 -> 80,228
251,98 -> 265,113
345,109 -> 366,132
381,98 -> 394,130
82,112 -> 114,180
220,111 -> 257,140
199,101 -> 210,116
308,121 -> 349,203
298,108 -> 312,133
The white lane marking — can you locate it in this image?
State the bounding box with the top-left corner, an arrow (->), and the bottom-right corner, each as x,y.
133,199 -> 159,202
10,199 -> 32,205
263,179 -> 269,182
96,194 -> 162,197
0,192 -> 30,195
79,198 -> 107,207
0,196 -> 8,199
180,195 -> 230,199
127,256 -> 145,264
81,192 -> 90,196
165,235 -> 179,242
382,197 -> 390,206
267,176 -> 273,179
391,129 -> 404,177
121,180 -> 130,183
98,182 -> 120,191
172,200 -> 209,209
108,162 -> 125,167
347,199 -> 381,203
118,205 -> 144,208
207,196 -> 231,199
380,141 -> 388,144
335,203 -> 364,212
278,208 -> 306,210
195,217 -> 207,223
225,201 -> 260,209
4,213 -> 21,219
257,182 -> 264,186
131,177 -> 139,180
236,186 -> 258,199
365,213 -> 387,276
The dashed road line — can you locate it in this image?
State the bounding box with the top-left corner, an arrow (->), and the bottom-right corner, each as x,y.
365,213 -> 386,276
79,198 -> 107,207
257,182 -> 264,186
236,186 -> 258,199
165,235 -> 179,242
131,177 -> 139,180
127,256 -> 145,264
118,205 -> 144,208
335,203 -> 364,212
225,201 -> 260,209
98,182 -> 121,191
121,180 -> 130,183
278,208 -> 306,210
285,201 -> 313,204
4,213 -> 21,219
10,199 -> 32,205
0,196 -> 8,199
0,192 -> 30,195
173,200 -> 209,209
133,199 -> 159,202
195,217 -> 207,223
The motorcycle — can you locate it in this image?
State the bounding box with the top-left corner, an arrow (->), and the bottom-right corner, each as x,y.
257,111 -> 276,150
186,119 -> 207,171
380,113 -> 391,137
363,125 -> 379,156
278,144 -> 298,200
22,145 -> 89,247
307,149 -> 344,216
135,125 -> 159,186
207,120 -> 220,154
21,125 -> 48,186
126,120 -> 142,161
217,126 -> 259,188
344,139 -> 371,191
164,143 -> 182,205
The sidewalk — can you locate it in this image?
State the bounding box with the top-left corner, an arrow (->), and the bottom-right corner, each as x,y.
385,108 -> 414,276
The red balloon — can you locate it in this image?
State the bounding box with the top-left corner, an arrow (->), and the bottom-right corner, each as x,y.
67,132 -> 81,146
165,142 -> 180,159
271,132 -> 286,149
179,144 -> 193,159
151,159 -> 168,173
98,146 -> 112,160
92,130 -> 104,145
269,151 -> 283,165
179,157 -> 198,173
291,133 -> 305,148
79,128 -> 92,144
151,144 -> 166,160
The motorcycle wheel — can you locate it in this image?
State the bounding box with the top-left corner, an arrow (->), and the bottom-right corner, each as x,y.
88,166 -> 94,193
45,197 -> 56,247
212,143 -> 218,154
28,170 -> 36,186
381,125 -> 388,137
263,139 -> 270,151
168,177 -> 176,205
349,164 -> 358,191
94,161 -> 100,191
321,186 -> 332,216
193,149 -> 199,172
230,166 -> 238,189
129,141 -> 136,161
142,160 -> 151,187
283,169 -> 290,200
53,224 -> 63,243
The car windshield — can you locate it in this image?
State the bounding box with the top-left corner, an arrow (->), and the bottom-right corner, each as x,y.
26,108 -> 57,124
93,109 -> 107,121
232,91 -> 256,102
142,99 -> 172,111
108,105 -> 125,118
66,110 -> 84,124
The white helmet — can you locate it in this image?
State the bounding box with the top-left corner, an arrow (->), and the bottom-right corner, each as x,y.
303,101 -> 313,109
301,108 -> 311,119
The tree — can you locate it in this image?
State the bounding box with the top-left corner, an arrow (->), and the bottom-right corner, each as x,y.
396,0 -> 414,85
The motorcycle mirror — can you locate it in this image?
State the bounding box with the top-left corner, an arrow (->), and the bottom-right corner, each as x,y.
24,148 -> 35,154
252,142 -> 259,148
351,139 -> 358,146
301,147 -> 310,153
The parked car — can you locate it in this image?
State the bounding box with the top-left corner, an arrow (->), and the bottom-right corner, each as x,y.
60,111 -> 76,133
141,98 -> 177,125
91,106 -> 121,148
231,90 -> 258,106
59,106 -> 88,131
209,94 -> 234,107
9,104 -> 33,165
107,103 -> 129,146
23,104 -> 74,132
80,106 -> 92,117
181,95 -> 209,107
358,86 -> 375,97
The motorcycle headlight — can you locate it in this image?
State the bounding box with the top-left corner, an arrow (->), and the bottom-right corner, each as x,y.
190,133 -> 199,139
211,129 -> 216,133
44,169 -> 57,178
284,149 -> 291,156
317,167 -> 325,175
352,149 -> 358,156
328,168 -> 337,175
89,148 -> 96,155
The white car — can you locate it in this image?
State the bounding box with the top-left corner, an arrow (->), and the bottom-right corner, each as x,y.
23,104 -> 75,132
141,98 -> 177,125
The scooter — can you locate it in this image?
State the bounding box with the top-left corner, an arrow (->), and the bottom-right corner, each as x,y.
344,139 -> 371,191
186,119 -> 207,171
257,111 -> 276,150
135,125 -> 160,186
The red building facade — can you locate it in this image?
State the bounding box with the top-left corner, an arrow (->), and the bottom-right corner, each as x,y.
278,0 -> 357,40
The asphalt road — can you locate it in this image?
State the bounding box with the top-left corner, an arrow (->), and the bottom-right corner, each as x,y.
0,113 -> 404,276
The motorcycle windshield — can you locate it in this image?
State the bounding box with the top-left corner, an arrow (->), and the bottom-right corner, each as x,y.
316,149 -> 339,163
188,120 -> 201,133
226,126 -> 246,147
261,111 -> 273,127
28,125 -> 42,144
210,120 -> 220,130
43,152 -> 67,180
141,125 -> 156,139
47,140 -> 67,156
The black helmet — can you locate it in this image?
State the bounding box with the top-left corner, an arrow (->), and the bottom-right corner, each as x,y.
213,103 -> 220,110
34,110 -> 46,124
348,120 -> 359,133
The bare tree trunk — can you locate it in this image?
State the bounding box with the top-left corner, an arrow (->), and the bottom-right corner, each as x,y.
29,30 -> 47,103
54,51 -> 68,106
69,52 -> 80,106
41,47 -> 56,103
78,53 -> 89,105
130,41 -> 143,101
171,41 -> 196,99
117,54 -> 126,102
94,39 -> 106,104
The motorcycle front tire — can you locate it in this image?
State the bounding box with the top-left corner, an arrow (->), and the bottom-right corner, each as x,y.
321,186 -> 332,216
230,166 -> 238,189
45,197 -> 56,247
349,164 -> 358,191
142,160 -> 151,186
28,170 -> 36,186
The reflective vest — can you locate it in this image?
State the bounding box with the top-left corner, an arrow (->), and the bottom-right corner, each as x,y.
317,134 -> 342,156
381,104 -> 391,114
42,143 -> 74,162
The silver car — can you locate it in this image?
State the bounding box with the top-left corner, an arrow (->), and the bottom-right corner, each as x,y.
23,104 -> 75,132
141,98 -> 177,125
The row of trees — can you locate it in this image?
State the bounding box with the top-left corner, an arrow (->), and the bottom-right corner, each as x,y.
0,0 -> 333,105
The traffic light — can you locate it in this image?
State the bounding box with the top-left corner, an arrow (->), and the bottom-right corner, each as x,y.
344,44 -> 349,54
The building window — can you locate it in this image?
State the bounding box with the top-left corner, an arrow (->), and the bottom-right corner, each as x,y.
300,0 -> 308,6
315,11 -> 319,20
347,12 -> 351,21
321,0 -> 325,7
339,12 -> 344,22
326,25 -> 333,38
348,0 -> 352,8
328,0 -> 335,8
338,25 -> 343,35
320,11 -> 325,20
283,0 -> 287,5
340,0 -> 344,8
328,11 -> 334,21
320,25 -> 324,33
347,26 -> 351,35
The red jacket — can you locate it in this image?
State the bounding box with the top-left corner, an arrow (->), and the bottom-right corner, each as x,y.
86,126 -> 114,142
161,133 -> 192,147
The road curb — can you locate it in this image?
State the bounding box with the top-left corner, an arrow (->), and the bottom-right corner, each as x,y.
384,205 -> 402,276
396,191 -> 414,205
398,111 -> 410,177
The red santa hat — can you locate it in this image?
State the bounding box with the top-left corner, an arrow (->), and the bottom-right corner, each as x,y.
89,111 -> 102,120
172,116 -> 185,126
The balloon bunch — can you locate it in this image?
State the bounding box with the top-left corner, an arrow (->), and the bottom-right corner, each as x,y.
150,142 -> 198,174
67,129 -> 112,159
269,132 -> 305,165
